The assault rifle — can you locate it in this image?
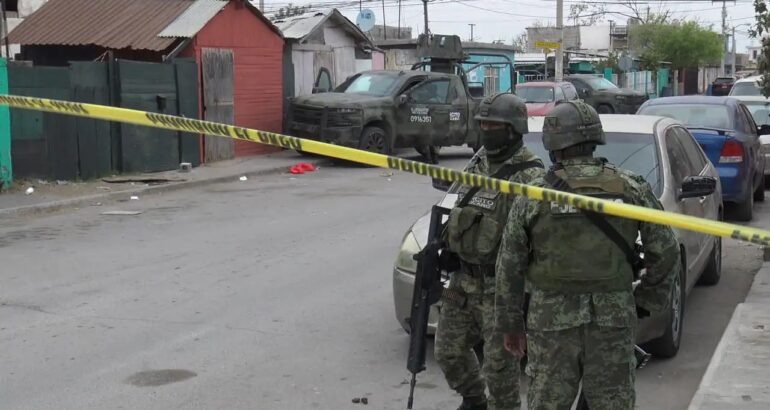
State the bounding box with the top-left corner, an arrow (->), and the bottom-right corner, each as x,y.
405,205 -> 459,409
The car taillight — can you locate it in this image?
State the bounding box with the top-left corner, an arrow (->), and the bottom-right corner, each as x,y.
719,139 -> 744,163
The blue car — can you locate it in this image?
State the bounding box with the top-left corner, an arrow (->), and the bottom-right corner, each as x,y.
638,96 -> 766,221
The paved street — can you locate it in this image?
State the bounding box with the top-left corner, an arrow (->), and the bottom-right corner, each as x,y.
0,147 -> 764,410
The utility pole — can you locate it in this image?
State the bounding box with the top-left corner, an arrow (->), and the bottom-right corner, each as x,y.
469,24 -> 475,42
0,0 -> 8,59
731,25 -> 737,76
258,0 -> 264,11
423,0 -> 429,35
720,0 -> 728,75
398,0 -> 402,39
555,0 -> 564,81
382,0 -> 387,40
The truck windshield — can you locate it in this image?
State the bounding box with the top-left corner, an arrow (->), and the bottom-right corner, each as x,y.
516,86 -> 554,103
341,73 -> 400,97
583,77 -> 618,90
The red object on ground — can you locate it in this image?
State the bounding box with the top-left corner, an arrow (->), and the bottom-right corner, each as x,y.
298,163 -> 316,172
289,166 -> 305,174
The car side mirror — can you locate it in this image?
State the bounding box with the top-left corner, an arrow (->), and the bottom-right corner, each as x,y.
758,124 -> 770,136
678,176 -> 717,200
432,178 -> 452,192
398,94 -> 408,106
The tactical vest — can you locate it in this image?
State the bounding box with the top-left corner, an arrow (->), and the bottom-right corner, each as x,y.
526,165 -> 638,293
446,160 -> 542,266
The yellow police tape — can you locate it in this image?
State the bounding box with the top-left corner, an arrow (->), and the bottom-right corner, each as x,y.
2,94 -> 770,247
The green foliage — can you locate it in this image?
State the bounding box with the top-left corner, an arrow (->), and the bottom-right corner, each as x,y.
595,51 -> 620,73
751,0 -> 770,97
630,21 -> 723,70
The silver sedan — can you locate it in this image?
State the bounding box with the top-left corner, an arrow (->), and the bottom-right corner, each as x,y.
392,115 -> 723,358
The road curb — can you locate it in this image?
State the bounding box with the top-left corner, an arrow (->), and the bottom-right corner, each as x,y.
688,261 -> 770,409
0,159 -> 325,218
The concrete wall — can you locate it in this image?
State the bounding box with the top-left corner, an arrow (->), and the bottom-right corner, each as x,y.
580,25 -> 611,51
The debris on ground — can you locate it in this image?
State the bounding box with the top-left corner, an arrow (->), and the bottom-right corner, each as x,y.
239,176 -> 248,182
130,196 -> 139,201
381,171 -> 394,177
289,162 -> 317,175
25,187 -> 34,195
179,162 -> 192,173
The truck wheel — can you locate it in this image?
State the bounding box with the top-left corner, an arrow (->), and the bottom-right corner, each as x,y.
698,235 -> 722,286
597,104 -> 614,114
359,126 -> 391,155
646,256 -> 685,358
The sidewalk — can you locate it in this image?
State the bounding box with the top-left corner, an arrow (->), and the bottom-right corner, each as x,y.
688,256 -> 770,409
0,150 -> 325,218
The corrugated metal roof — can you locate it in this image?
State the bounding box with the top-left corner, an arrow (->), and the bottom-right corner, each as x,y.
274,10 -> 328,40
8,0 -> 194,51
159,0 -> 228,38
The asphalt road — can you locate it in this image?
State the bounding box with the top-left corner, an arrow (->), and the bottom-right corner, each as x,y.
0,148 -> 763,410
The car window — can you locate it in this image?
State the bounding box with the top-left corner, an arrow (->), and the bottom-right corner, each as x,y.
522,132 -> 662,196
730,81 -> 761,96
314,68 -> 333,92
665,128 -> 695,187
515,86 -> 554,103
453,79 -> 466,103
580,76 -> 618,90
674,127 -> 707,174
740,105 -> 759,137
563,84 -> 578,100
743,101 -> 770,126
638,104 -> 733,130
409,79 -> 451,104
714,78 -> 735,84
342,73 -> 401,96
554,86 -> 566,102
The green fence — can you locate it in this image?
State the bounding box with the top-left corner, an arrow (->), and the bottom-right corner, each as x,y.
7,59 -> 199,180
0,59 -> 11,188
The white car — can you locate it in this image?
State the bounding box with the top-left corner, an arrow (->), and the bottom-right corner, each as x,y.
731,95 -> 770,182
392,115 -> 723,358
729,75 -> 763,96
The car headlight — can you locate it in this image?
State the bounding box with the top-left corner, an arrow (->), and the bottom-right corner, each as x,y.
395,231 -> 421,273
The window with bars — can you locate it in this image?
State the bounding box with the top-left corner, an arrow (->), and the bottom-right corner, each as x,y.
484,67 -> 500,96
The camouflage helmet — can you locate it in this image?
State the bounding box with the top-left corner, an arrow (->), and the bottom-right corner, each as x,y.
474,93 -> 529,135
542,100 -> 605,151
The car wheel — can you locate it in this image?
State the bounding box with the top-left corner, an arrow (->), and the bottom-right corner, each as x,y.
646,256 -> 685,358
359,126 -> 392,155
754,177 -> 766,202
733,187 -> 754,221
597,104 -> 614,114
698,235 -> 722,286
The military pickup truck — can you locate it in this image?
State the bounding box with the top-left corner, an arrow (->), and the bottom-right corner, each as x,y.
285,35 -> 513,162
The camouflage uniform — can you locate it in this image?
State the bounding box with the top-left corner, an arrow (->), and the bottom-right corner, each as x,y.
435,93 -> 545,410
494,101 -> 680,410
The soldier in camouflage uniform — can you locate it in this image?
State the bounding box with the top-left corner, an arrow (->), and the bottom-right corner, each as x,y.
435,93 -> 545,410
494,101 -> 680,410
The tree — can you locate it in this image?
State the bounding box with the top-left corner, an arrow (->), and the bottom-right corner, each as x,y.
595,51 -> 621,73
512,31 -> 528,52
629,21 -> 722,70
751,0 -> 770,96
568,3 -> 606,26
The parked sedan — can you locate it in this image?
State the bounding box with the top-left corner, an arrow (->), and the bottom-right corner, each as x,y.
730,95 -> 770,184
515,81 -> 580,116
638,96 -> 765,221
392,115 -> 722,358
711,77 -> 735,96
